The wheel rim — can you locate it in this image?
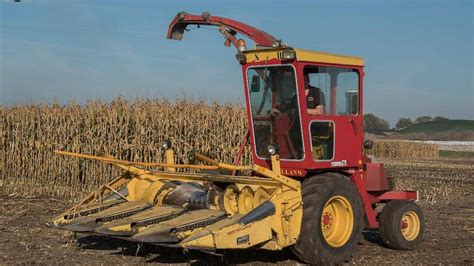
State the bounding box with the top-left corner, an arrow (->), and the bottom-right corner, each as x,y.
400,211 -> 420,241
321,195 -> 354,248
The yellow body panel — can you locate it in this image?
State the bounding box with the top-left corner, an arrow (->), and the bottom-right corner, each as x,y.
270,186 -> 303,248
294,48 -> 364,66
243,47 -> 364,66
213,217 -> 273,249
181,215 -> 244,249
244,49 -> 281,63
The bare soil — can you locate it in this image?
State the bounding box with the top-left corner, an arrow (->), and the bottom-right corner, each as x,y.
1,159 -> 473,265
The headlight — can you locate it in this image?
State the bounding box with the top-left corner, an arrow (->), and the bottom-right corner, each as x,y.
281,50 -> 295,61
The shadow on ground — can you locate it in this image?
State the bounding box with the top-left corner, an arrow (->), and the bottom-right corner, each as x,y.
76,235 -> 297,265
362,230 -> 384,246
74,230 -> 390,264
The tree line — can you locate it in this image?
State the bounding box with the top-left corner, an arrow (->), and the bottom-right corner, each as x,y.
363,114 -> 450,131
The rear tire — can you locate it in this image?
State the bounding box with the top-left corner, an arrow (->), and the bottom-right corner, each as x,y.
292,173 -> 364,264
379,200 -> 424,250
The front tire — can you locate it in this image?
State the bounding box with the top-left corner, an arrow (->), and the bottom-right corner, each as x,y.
379,200 -> 424,250
293,173 -> 364,264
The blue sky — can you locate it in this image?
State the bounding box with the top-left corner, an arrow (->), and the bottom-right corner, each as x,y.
0,0 -> 472,125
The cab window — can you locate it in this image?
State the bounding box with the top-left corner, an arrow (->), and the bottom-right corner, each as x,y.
310,121 -> 334,160
247,65 -> 304,160
304,66 -> 359,115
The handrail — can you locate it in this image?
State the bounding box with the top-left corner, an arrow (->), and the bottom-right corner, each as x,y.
54,150 -> 219,170
194,153 -> 253,171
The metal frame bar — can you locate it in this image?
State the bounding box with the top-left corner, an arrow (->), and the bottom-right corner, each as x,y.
167,12 -> 278,48
55,150 -> 219,170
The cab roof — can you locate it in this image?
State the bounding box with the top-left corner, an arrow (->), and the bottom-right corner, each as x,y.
243,47 -> 365,67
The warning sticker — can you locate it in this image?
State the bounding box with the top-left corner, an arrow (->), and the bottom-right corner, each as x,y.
236,235 -> 249,245
331,160 -> 347,167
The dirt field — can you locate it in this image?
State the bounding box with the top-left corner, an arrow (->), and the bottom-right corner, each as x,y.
1,158 -> 473,265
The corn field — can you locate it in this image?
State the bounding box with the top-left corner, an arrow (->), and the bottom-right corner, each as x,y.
0,99 -> 440,199
0,99 -> 249,199
365,140 -> 438,158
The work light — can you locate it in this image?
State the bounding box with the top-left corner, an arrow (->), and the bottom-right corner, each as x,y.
267,144 -> 277,155
162,140 -> 172,150
281,50 -> 296,61
235,52 -> 246,64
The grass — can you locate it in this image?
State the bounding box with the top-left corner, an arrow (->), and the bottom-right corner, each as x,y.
439,150 -> 474,158
398,120 -> 474,135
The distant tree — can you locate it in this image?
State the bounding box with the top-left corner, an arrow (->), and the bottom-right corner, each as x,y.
364,113 -> 390,131
433,116 -> 449,122
395,117 -> 412,129
415,116 -> 432,124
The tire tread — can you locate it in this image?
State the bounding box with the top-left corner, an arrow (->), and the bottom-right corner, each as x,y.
293,173 -> 363,264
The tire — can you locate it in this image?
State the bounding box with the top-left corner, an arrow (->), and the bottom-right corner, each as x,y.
292,173 -> 364,264
379,200 -> 424,250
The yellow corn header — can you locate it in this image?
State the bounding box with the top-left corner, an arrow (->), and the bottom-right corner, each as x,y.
50,149 -> 302,251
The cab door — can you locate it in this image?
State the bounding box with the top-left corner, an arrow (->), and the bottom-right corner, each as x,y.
300,64 -> 363,169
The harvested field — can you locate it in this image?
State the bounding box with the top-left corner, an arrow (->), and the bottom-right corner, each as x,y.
382,158 -> 474,205
1,157 -> 473,265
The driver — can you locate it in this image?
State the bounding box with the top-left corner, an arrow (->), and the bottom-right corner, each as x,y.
304,74 -> 325,115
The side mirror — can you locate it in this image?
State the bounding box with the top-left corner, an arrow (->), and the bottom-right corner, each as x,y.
363,140 -> 374,149
250,75 -> 260,93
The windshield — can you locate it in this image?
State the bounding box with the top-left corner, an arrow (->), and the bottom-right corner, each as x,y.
247,65 -> 304,160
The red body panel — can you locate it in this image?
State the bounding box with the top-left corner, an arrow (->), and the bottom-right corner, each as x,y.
365,163 -> 389,191
370,191 -> 418,202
